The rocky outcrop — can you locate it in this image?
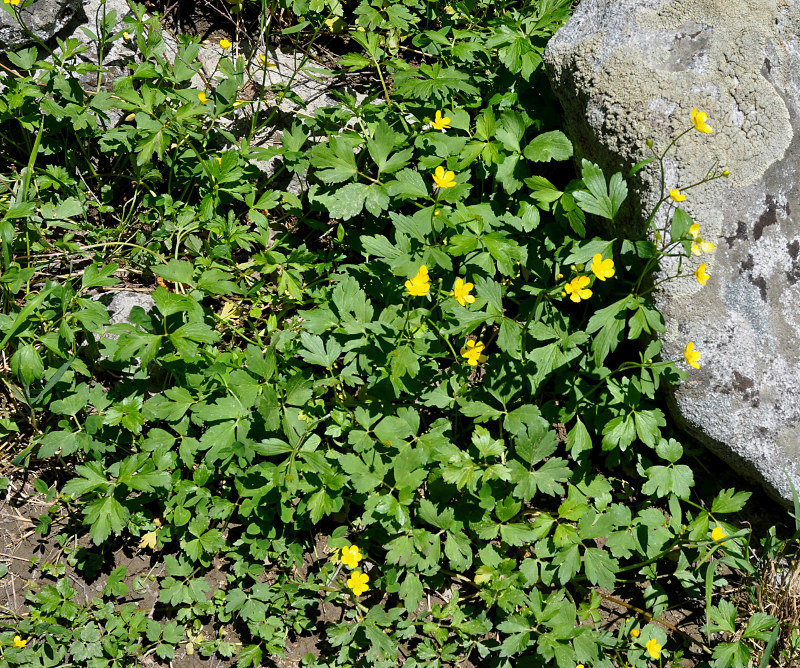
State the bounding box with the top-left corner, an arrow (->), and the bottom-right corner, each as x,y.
0,0 -> 81,49
545,0 -> 800,504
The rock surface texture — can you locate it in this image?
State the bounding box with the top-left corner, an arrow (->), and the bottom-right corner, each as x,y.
545,0 -> 800,503
0,0 -> 82,48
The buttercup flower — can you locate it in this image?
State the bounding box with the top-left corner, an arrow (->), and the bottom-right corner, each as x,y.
684,341 -> 701,369
564,275 -> 592,303
669,188 -> 686,202
460,340 -> 488,367
4,0 -> 20,5
689,224 -> 715,256
220,38 -> 232,50
691,237 -> 716,256
430,110 -> 452,131
630,628 -> 640,638
12,636 -> 26,648
646,639 -> 662,659
405,265 -> 430,297
590,254 -> 615,281
696,263 -> 710,286
122,31 -> 132,40
347,570 -> 369,596
198,92 -> 209,104
259,54 -> 276,66
711,526 -> 727,542
691,107 -> 713,133
432,165 -> 456,189
451,278 -> 475,306
340,545 -> 362,569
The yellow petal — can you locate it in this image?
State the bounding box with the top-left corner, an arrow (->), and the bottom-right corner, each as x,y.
139,531 -> 158,550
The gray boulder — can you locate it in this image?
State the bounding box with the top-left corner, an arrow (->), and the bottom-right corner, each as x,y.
0,0 -> 82,49
545,0 -> 800,503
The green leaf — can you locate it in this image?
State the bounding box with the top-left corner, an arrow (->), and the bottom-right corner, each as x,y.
310,137 -> 359,183
642,464 -> 694,499
572,160 -> 628,220
84,494 -> 128,544
399,573 -> 423,613
742,612 -> 778,641
523,131 -> 573,162
81,263 -> 120,289
712,641 -> 751,668
582,548 -> 619,589
601,414 -> 636,451
306,488 -> 338,524
568,418 -> 592,457
360,234 -> 403,261
671,207 -> 694,243
554,543 -> 581,585
10,343 -> 44,384
387,168 -> 429,199
197,268 -> 239,295
298,332 -> 341,368
511,458 -> 570,500
633,408 -> 666,447
340,454 -> 382,493
62,462 -> 110,496
712,489 -> 751,514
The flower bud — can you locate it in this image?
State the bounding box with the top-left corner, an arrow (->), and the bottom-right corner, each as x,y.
722,170 -> 730,177
646,139 -> 653,147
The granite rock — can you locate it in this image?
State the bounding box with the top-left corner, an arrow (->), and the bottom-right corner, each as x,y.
0,0 -> 82,49
545,0 -> 800,503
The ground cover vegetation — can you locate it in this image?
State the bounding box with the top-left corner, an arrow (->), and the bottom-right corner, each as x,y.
0,0 -> 799,666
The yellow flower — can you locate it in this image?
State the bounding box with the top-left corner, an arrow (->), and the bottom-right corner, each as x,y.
691,107 -> 713,133
219,38 -> 232,50
688,224 -> 715,256
139,530 -> 158,550
324,17 -> 346,33
590,254 -> 615,281
460,340 -> 488,367
122,31 -> 131,40
684,341 -> 701,369
646,639 -> 662,659
198,91 -> 209,104
450,278 -> 475,306
432,165 -> 456,189
12,636 -> 26,648
405,265 -> 430,297
691,238 -> 715,256
711,526 -> 727,542
430,110 -> 452,131
698,239 -> 715,254
216,156 -> 223,165
259,54 -> 276,66
340,545 -> 362,569
630,628 -> 640,638
4,0 -> 21,5
669,188 -> 686,202
576,665 -> 585,668
347,569 -> 369,596
564,275 -> 592,303
696,263 -> 710,286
